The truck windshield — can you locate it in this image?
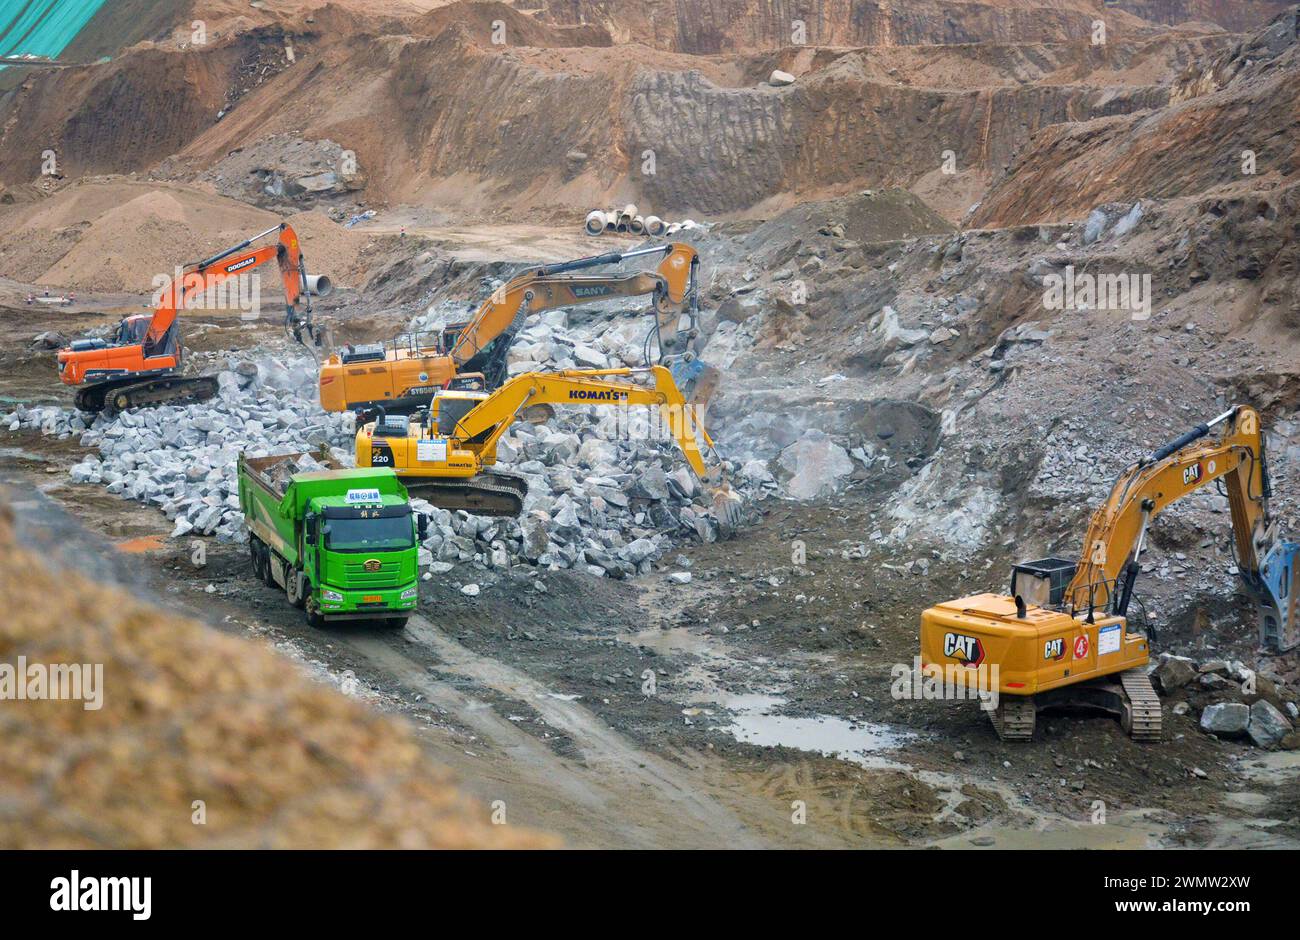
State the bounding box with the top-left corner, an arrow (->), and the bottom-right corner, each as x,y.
324,515 -> 414,553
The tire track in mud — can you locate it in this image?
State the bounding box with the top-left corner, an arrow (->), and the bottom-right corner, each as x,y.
329,613 -> 771,848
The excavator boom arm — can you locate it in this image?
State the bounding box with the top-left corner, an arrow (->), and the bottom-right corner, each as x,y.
1065,405 -> 1270,609
448,243 -> 698,366
449,366 -> 716,479
148,223 -> 310,345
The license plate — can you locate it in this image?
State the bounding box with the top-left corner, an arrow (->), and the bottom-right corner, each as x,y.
363,595 -> 383,603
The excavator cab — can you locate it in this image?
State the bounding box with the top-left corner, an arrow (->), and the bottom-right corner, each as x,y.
1009,557 -> 1077,610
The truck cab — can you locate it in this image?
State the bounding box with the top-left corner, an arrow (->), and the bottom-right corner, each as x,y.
302,487 -> 423,622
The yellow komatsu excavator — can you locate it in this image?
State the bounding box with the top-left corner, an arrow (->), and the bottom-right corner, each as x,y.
354,365 -> 740,530
320,243 -> 713,416
920,404 -> 1299,742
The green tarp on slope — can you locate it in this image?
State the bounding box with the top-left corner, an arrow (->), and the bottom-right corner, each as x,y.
0,0 -> 110,67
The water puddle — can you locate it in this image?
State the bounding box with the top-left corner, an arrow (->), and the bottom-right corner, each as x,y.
721,712 -> 913,769
617,625 -> 723,659
708,689 -> 914,769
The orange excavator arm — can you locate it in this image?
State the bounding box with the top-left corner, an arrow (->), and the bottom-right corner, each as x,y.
319,242 -> 705,416
150,223 -> 317,345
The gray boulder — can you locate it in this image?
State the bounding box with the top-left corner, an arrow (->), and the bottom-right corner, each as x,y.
1200,702 -> 1250,738
1248,700 -> 1294,749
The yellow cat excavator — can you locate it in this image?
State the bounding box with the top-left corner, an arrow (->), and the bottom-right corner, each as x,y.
920,404 -> 1298,741
319,243 -> 711,416
354,365 -> 740,530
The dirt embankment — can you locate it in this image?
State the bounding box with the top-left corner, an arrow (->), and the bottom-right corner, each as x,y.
0,179 -> 371,292
535,0 -> 1155,52
0,500 -> 553,848
0,0 -> 1260,220
972,8 -> 1300,228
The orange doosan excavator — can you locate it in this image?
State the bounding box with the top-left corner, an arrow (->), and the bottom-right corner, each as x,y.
57,223 -> 330,415
317,242 -> 708,417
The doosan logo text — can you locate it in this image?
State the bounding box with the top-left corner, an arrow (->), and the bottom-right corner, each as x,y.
50,870 -> 151,920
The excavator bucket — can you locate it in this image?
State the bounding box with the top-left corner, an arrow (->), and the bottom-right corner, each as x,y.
710,482 -> 743,537
670,358 -> 721,407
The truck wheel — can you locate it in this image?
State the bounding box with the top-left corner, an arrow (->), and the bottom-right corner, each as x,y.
286,571 -> 305,609
248,537 -> 263,580
304,608 -> 327,628
262,548 -> 278,589
383,617 -> 409,630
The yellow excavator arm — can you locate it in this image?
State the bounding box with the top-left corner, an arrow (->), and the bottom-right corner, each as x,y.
356,366 -> 739,528
450,243 -> 700,367
440,365 -> 717,480
1066,405 -> 1274,616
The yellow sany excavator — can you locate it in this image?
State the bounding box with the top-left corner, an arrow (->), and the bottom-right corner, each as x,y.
320,243 -> 710,415
920,404 -> 1299,741
354,364 -> 741,529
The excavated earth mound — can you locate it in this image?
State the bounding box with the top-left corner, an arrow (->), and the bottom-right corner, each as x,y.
0,501 -> 553,848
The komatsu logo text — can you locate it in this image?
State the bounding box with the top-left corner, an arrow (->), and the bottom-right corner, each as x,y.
569,389 -> 629,401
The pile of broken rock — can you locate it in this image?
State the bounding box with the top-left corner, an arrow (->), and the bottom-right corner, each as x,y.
1153,653 -> 1299,750
6,358 -> 350,542
5,352 -> 764,578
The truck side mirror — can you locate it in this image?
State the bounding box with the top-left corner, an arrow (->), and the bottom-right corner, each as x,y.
417,513 -> 429,541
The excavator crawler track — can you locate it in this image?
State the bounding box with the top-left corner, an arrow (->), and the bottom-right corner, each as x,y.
403,470 -> 528,517
77,375 -> 219,416
989,695 -> 1036,742
1119,669 -> 1162,741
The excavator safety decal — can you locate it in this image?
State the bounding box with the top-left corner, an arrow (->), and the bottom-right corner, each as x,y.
943,632 -> 985,667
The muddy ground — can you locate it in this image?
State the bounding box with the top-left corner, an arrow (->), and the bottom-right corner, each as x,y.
4,283 -> 1297,849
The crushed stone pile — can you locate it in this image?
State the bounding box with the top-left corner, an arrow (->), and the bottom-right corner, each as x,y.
6,357 -> 355,542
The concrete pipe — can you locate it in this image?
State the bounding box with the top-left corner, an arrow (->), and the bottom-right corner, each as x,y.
619,203 -> 638,225
604,210 -> 619,233
304,274 -> 334,297
665,222 -> 682,235
585,209 -> 607,236
644,215 -> 664,236
630,215 -> 646,235
616,220 -> 630,233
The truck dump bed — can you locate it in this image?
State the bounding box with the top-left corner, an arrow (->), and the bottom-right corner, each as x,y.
240,451 -> 337,502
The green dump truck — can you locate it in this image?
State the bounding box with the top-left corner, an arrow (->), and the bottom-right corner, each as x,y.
238,452 -> 426,628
